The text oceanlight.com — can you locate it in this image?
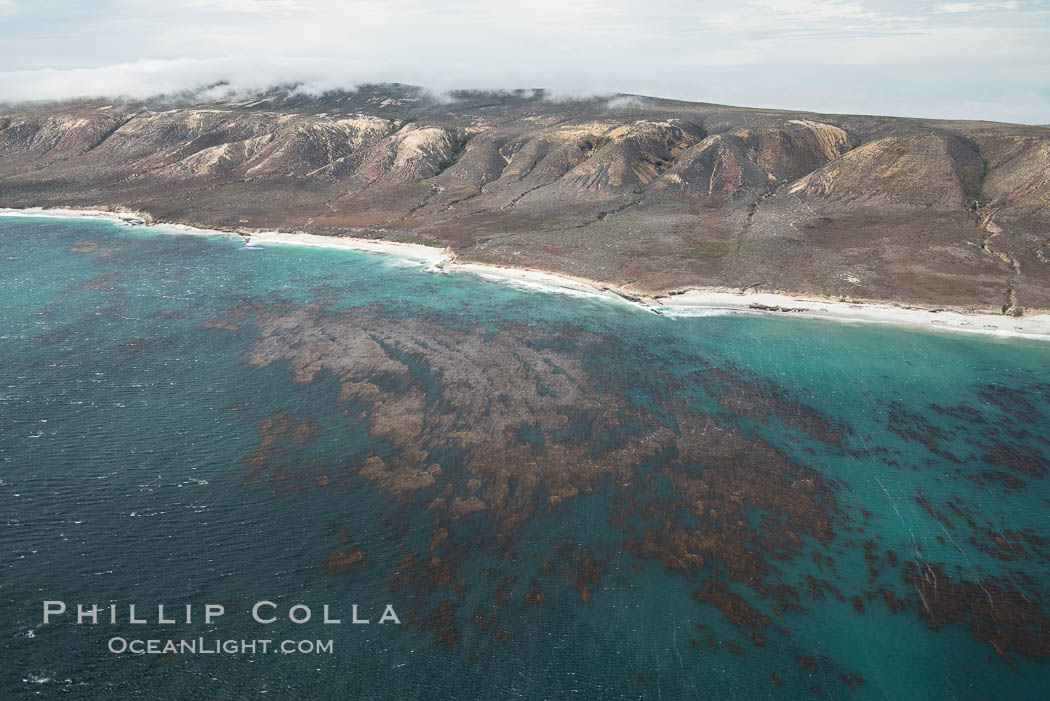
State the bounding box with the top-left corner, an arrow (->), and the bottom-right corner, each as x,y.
108,638 -> 334,655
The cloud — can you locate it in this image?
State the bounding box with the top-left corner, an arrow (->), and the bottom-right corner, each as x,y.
0,57 -> 316,103
604,95 -> 652,110
935,2 -> 1020,12
0,0 -> 1046,123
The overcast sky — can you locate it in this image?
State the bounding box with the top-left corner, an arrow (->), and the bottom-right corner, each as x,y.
0,0 -> 1047,123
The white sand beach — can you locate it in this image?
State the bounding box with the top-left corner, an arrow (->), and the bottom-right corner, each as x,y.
437,262 -> 1050,339
0,206 -> 150,225
4,206 -> 1049,340
248,231 -> 448,265
653,289 -> 1050,339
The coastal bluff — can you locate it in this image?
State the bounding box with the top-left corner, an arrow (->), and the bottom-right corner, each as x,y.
2,84 -> 1048,314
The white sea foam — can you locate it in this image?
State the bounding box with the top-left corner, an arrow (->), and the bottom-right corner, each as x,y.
658,307 -> 735,318
467,271 -> 606,299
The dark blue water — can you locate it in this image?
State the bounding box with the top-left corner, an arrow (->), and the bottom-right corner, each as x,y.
3,216 -> 1050,699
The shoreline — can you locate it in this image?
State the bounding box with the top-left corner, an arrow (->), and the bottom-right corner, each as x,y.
3,205 -> 1049,340
247,230 -> 449,265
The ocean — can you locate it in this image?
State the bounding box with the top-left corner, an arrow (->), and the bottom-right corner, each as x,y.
3,215 -> 1050,699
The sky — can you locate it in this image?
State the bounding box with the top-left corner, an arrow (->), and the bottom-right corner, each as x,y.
0,0 -> 1047,123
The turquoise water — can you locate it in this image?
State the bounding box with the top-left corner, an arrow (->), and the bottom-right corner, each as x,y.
2,216 -> 1050,699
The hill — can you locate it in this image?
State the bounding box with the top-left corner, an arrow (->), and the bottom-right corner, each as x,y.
2,84 -> 1048,313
